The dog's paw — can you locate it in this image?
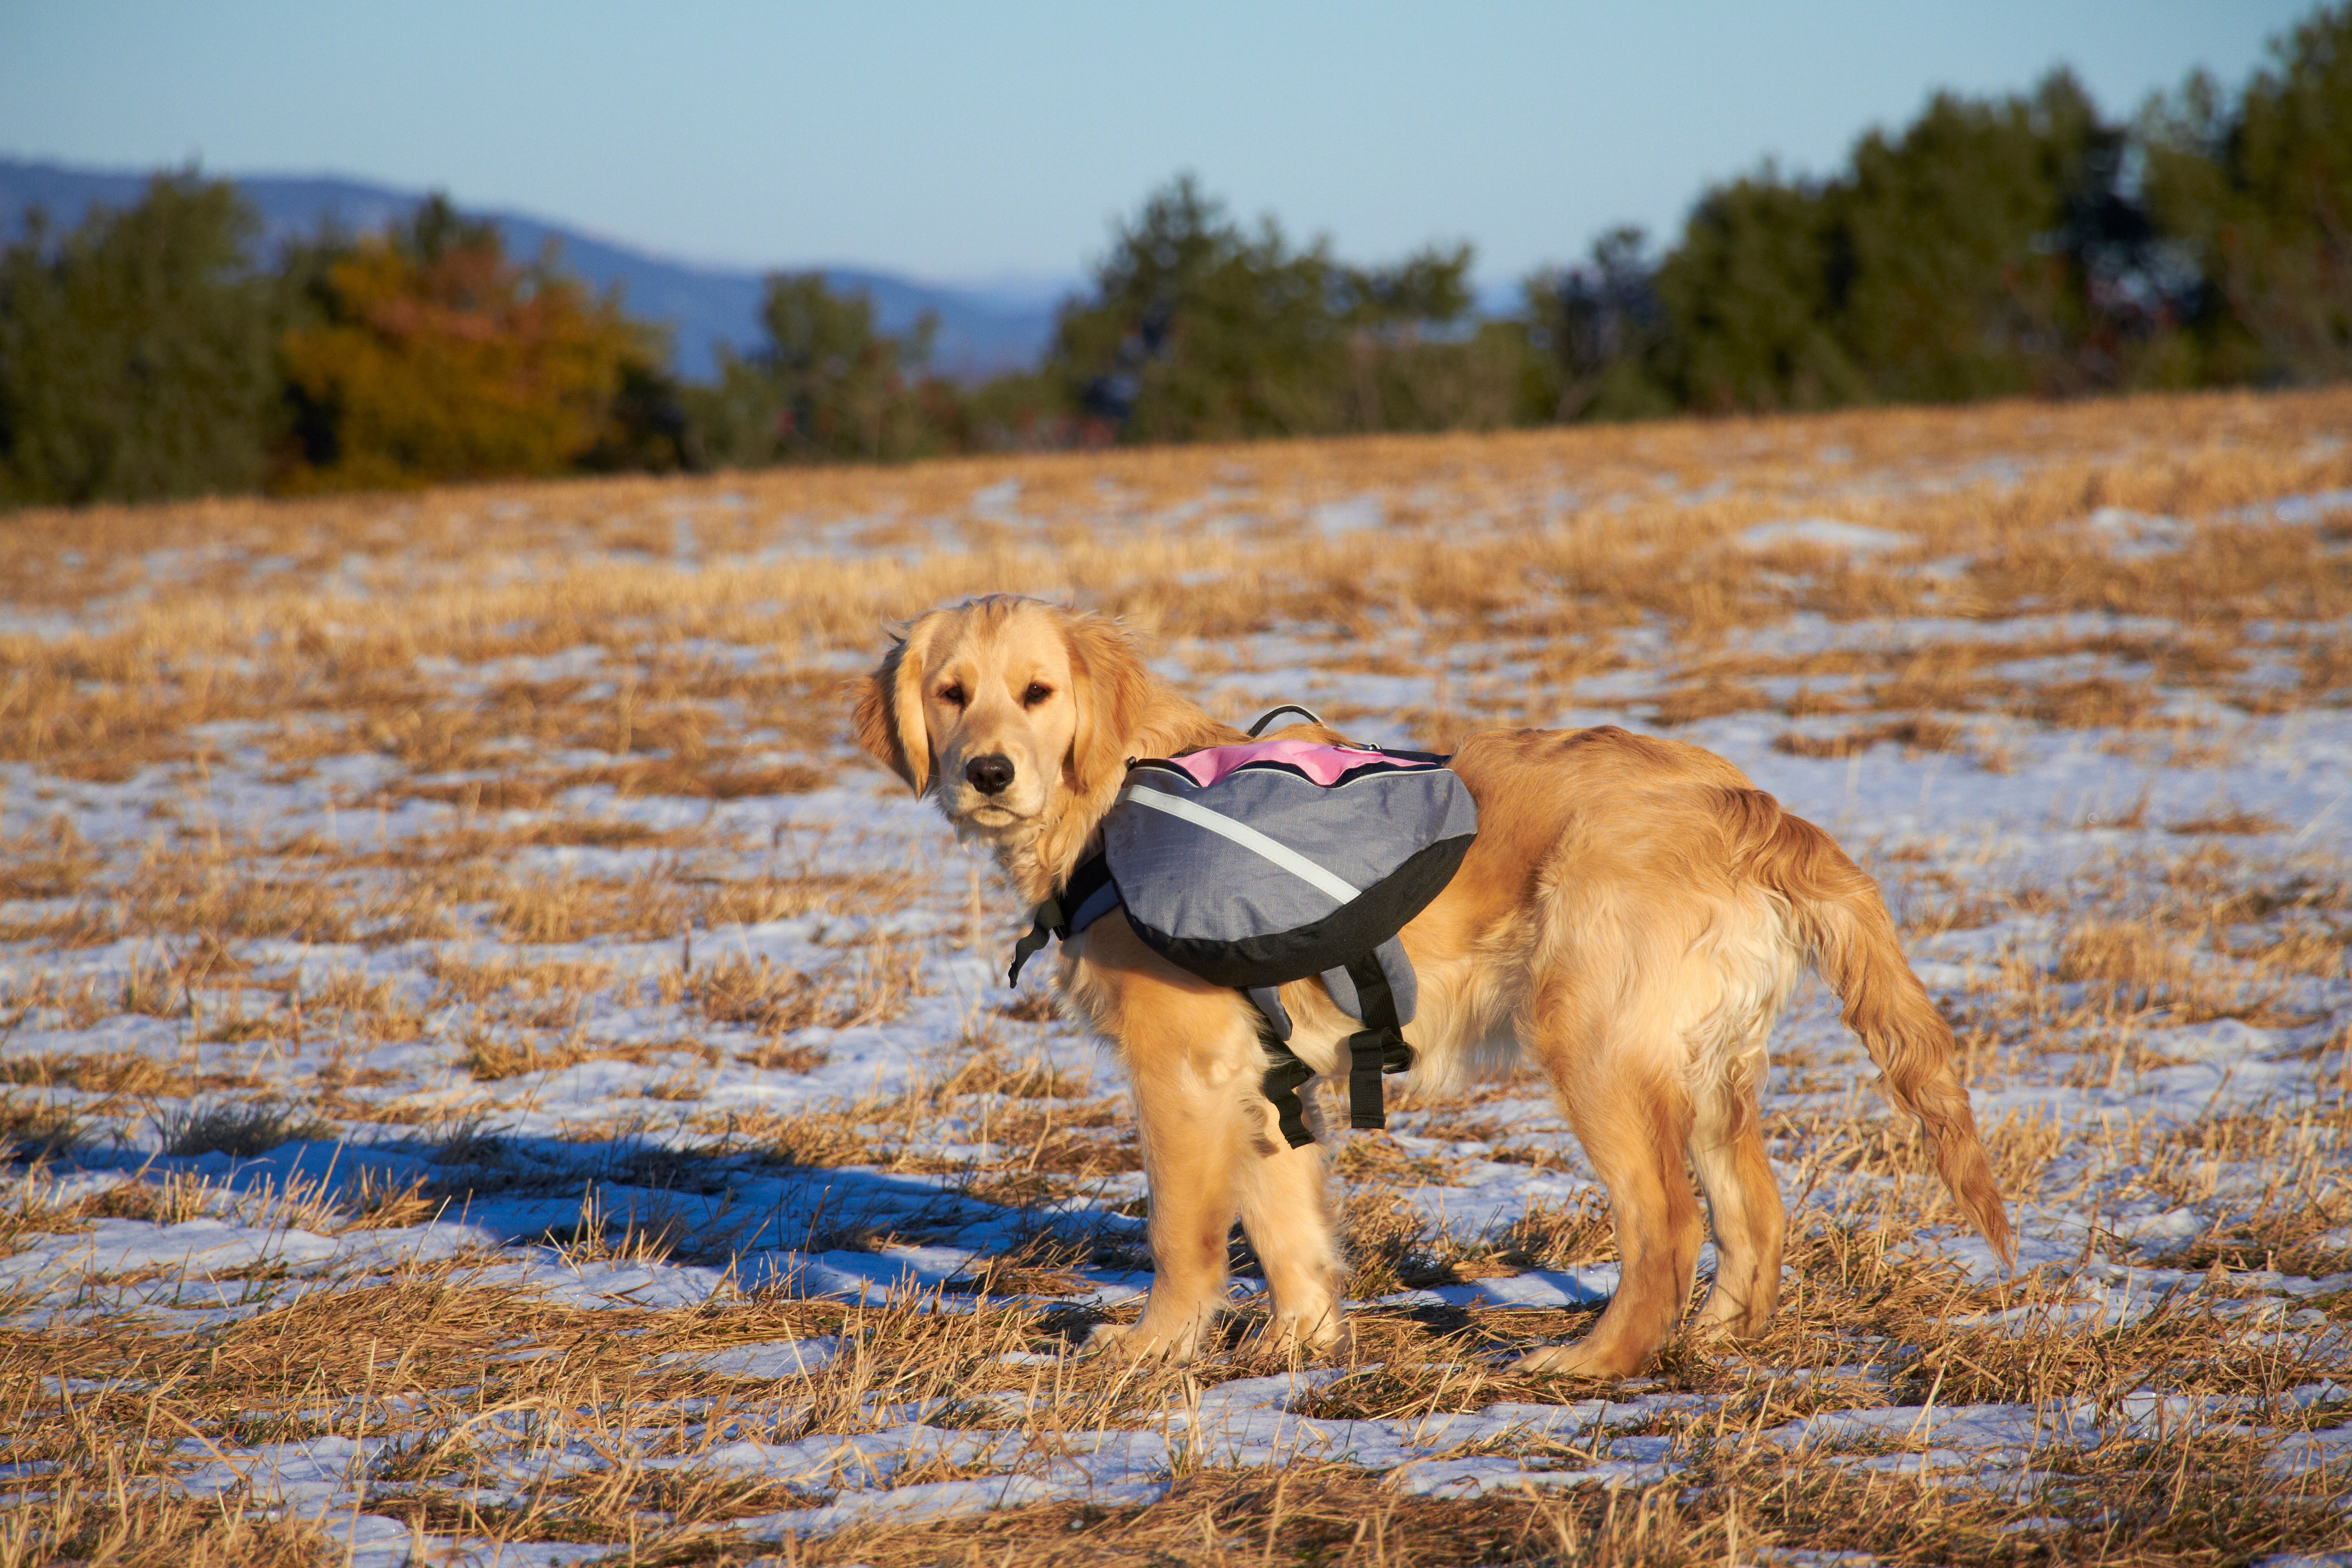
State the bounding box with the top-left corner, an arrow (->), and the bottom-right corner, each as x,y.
1689,1292 -> 1777,1343
1082,1319 -> 1200,1364
1080,1320 -> 1134,1356
1254,1308 -> 1348,1360
1517,1338 -> 1645,1381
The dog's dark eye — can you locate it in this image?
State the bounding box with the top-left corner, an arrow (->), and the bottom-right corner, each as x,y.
939,683 -> 967,707
1022,682 -> 1053,707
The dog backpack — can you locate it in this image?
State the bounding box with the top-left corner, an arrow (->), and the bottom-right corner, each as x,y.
1008,706 -> 1479,1146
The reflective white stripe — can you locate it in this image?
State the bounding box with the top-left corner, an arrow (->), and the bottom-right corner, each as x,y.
1119,784 -> 1360,905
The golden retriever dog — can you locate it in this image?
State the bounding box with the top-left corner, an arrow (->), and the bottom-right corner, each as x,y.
855,595 -> 2011,1377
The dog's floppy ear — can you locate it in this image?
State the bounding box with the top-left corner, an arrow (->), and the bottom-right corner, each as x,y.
1061,610 -> 1153,799
853,612 -> 943,794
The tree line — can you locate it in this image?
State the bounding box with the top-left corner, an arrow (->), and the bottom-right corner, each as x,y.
3,3 -> 2347,507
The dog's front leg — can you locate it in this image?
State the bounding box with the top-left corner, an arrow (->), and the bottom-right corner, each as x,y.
1070,939 -> 1266,1363
1091,1027 -> 1254,1363
1234,1095 -> 1344,1352
1107,1035 -> 1344,1359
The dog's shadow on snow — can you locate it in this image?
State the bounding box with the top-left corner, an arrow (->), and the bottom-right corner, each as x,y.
180,1125 -> 1140,1276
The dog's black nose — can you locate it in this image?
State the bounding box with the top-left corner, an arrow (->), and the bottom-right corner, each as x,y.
966,755 -> 1015,796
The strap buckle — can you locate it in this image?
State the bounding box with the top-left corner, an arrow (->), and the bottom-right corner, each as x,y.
1345,1027 -> 1414,1131
1005,854 -> 1116,987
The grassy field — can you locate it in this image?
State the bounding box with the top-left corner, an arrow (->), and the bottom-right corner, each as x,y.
2,387 -> 2350,1565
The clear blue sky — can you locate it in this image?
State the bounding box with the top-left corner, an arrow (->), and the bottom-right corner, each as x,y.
0,1 -> 2319,288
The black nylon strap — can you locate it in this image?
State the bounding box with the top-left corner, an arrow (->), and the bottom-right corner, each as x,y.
1251,956 -> 1415,1147
1347,1033 -> 1388,1130
1343,953 -> 1413,1131
1006,898 -> 1063,988
1260,1044 -> 1318,1149
1006,854 -> 1114,987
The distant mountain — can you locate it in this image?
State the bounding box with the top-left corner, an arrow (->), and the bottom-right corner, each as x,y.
0,158 -> 1068,382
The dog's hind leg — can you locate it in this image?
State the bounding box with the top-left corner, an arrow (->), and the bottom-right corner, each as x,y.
1687,1078 -> 1784,1339
1687,907 -> 1791,1340
1518,977 -> 1703,1380
1234,1093 -> 1343,1352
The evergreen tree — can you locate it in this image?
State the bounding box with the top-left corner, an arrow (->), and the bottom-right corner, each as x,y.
1834,73 -> 2122,401
0,172 -> 280,506
1049,176 -> 1485,441
686,274 -> 946,466
1052,176 -> 1349,441
763,273 -> 939,462
1642,71 -> 2185,412
1651,172 -> 1862,412
2145,3 -> 2352,384
1522,226 -> 1676,421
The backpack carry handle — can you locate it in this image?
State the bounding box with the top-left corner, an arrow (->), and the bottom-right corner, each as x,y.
1246,703 -> 1325,738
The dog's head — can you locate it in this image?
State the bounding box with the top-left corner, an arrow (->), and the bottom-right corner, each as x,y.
854,596 -> 1155,838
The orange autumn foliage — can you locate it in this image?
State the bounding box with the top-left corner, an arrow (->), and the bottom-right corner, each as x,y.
281,232 -> 646,491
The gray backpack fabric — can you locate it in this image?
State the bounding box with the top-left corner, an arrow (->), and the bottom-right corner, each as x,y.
1009,718 -> 1479,1144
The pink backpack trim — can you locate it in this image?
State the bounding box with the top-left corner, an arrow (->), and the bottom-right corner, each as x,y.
1164,738 -> 1440,789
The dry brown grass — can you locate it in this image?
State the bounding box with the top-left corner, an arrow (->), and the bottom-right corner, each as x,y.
1771,715 -> 1961,759
489,868 -> 692,944
458,1029 -> 713,1082
676,934 -> 931,1034
687,1038 -> 1134,1187
2168,803 -> 2288,836
2,1191 -> 2340,1565
4,389 -> 2352,1561
698,869 -> 920,926
151,1097 -> 337,1158
802,1451 -> 2349,1568
424,950 -> 615,1007
0,1095 -> 85,1160
3,389 -> 2349,787
2048,917 -> 2307,1026
0,816 -> 101,899
0,1050 -> 195,1097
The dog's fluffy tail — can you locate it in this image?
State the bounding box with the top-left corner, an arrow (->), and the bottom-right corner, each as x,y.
1717,787 -> 2014,1266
